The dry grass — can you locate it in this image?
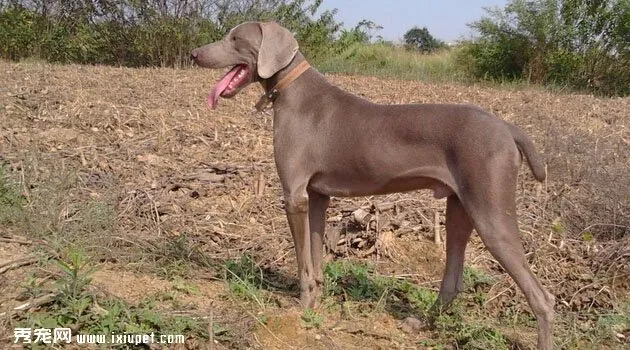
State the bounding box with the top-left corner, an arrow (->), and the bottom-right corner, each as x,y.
0,60 -> 628,349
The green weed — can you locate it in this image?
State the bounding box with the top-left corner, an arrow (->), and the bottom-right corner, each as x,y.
301,308 -> 324,329
401,281 -> 437,312
16,248 -> 207,348
593,302 -> 630,343
324,260 -> 387,300
323,260 -> 516,349
152,233 -> 216,279
171,277 -> 200,296
224,255 -> 267,308
0,165 -> 26,226
463,266 -> 495,289
454,323 -> 509,350
463,266 -> 495,305
431,311 -> 509,350
323,260 -> 437,317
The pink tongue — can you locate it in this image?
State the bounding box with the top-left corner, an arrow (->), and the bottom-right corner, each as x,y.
208,66 -> 241,109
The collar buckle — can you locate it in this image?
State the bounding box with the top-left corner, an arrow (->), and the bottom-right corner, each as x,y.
267,88 -> 280,101
253,61 -> 310,112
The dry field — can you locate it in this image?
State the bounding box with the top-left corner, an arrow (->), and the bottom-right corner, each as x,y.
0,60 -> 629,349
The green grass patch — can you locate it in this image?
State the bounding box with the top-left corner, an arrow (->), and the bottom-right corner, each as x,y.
0,164 -> 216,347
223,254 -> 269,308
560,301 -> 630,347
595,301 -> 630,342
324,260 -> 514,349
430,307 -> 511,350
429,271 -> 629,349
151,233 -> 216,280
300,308 -> 324,329
462,266 -> 495,289
323,260 -> 436,317
452,322 -> 509,350
0,165 -> 26,226
15,248 -> 208,349
462,266 -> 496,305
315,43 -> 471,84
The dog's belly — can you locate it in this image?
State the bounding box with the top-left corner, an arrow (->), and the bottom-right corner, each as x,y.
308,172 -> 454,199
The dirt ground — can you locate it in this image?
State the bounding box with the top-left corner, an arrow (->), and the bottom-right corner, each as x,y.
0,60 -> 628,349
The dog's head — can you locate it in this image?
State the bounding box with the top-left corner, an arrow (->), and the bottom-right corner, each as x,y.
191,21 -> 299,109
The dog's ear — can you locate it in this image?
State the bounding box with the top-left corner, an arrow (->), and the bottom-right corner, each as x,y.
257,22 -> 299,79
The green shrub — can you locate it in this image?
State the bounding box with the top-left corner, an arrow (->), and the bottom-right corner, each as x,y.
0,1 -> 340,67
458,0 -> 630,96
0,6 -> 42,60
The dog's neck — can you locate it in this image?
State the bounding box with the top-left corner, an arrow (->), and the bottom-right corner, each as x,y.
255,52 -> 311,111
261,52 -> 308,94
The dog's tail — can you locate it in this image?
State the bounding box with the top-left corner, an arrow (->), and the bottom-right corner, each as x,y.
506,122 -> 546,182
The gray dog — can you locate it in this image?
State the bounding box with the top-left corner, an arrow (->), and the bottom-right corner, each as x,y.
191,21 -> 554,350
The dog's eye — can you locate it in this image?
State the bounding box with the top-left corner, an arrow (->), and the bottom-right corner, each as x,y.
231,36 -> 237,41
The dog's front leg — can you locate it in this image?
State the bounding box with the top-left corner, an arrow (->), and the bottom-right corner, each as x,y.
284,191 -> 317,308
307,190 -> 330,308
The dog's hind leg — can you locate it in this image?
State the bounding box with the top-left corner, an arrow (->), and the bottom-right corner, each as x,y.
432,194 -> 474,312
463,166 -> 554,350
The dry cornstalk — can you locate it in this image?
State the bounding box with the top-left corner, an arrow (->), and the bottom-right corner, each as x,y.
255,172 -> 265,197
0,293 -> 57,318
0,237 -> 33,245
434,210 -> 442,246
0,257 -> 38,274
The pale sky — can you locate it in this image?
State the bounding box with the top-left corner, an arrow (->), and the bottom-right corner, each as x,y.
319,0 -> 509,43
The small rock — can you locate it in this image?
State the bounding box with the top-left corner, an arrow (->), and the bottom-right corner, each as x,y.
399,316 -> 424,334
326,214 -> 342,222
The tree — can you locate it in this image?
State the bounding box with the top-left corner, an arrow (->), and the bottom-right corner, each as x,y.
0,0 -> 344,66
403,26 -> 445,53
334,19 -> 382,53
461,0 -> 630,95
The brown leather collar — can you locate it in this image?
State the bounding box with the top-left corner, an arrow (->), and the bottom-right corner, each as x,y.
255,60 -> 310,111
